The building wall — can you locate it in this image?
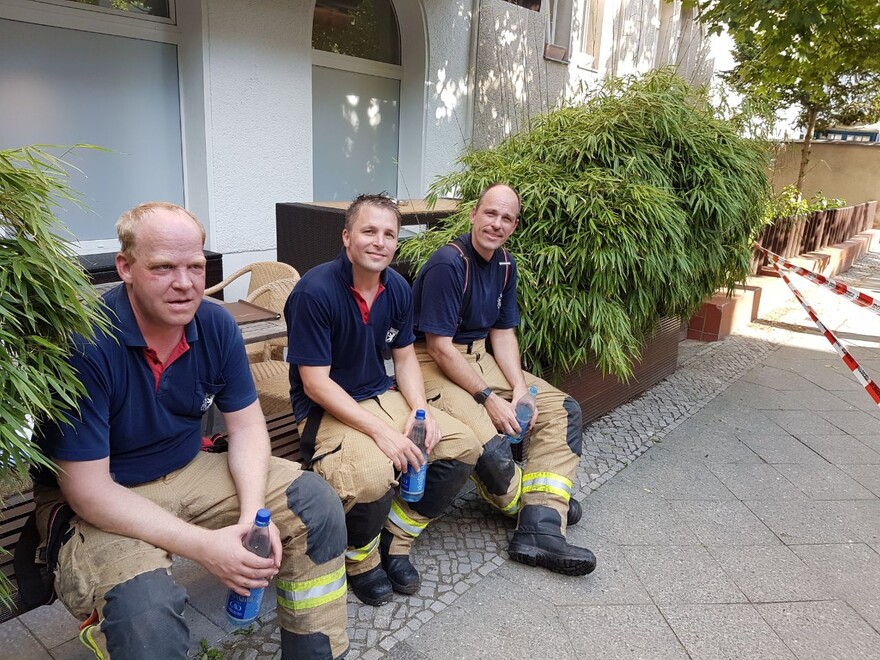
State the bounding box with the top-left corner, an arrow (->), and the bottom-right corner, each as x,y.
1,0 -> 714,298
471,0 -> 713,150
422,1 -> 477,194
204,0 -> 476,295
773,141 -> 880,207
472,0 -> 568,149
202,0 -> 314,259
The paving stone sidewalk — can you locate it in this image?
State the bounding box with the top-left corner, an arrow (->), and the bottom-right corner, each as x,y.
218,344 -> 791,658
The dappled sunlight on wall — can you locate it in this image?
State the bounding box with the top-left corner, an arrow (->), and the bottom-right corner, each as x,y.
433,66 -> 469,122
610,0 -> 660,77
474,0 -> 567,148
470,0 -> 715,150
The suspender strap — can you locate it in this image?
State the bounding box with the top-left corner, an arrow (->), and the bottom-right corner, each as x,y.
299,407 -> 325,466
449,238 -> 471,328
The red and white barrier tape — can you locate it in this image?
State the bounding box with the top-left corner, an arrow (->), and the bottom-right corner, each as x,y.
763,254 -> 880,406
755,244 -> 880,316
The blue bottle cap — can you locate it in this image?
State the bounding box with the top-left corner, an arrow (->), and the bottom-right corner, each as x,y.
255,508 -> 271,526
415,409 -> 426,420
528,385 -> 538,397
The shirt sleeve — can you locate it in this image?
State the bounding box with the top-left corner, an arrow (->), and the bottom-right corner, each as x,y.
285,290 -> 334,366
38,337 -> 113,462
415,259 -> 465,338
213,311 -> 259,413
391,279 -> 416,348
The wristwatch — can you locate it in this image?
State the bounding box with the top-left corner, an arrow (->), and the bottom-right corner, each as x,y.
473,387 -> 492,405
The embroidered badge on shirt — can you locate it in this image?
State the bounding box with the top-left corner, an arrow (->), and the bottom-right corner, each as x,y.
200,393 -> 215,413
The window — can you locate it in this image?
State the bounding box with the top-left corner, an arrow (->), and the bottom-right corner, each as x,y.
503,0 -> 542,10
0,19 -> 184,243
36,0 -> 173,21
313,0 -> 400,65
544,0 -> 573,62
578,0 -> 604,69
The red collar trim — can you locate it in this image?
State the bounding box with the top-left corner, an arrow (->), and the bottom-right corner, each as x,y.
349,282 -> 385,324
143,334 -> 191,390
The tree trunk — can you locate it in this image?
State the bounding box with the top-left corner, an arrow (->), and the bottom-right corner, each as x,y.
797,105 -> 819,192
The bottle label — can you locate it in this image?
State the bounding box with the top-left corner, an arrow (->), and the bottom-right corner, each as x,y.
226,587 -> 265,626
400,462 -> 427,501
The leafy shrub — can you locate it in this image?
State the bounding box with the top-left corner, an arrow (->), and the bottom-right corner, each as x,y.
401,69 -> 771,379
764,185 -> 846,223
0,146 -> 109,490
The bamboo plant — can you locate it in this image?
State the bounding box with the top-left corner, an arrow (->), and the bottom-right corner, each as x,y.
400,69 -> 771,379
0,145 -> 110,599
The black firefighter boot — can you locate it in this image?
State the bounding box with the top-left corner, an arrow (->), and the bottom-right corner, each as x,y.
508,504 -> 596,576
380,528 -> 421,594
567,498 -> 582,526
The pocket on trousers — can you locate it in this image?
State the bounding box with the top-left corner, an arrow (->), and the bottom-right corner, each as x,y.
312,445 -> 355,508
53,522 -> 97,620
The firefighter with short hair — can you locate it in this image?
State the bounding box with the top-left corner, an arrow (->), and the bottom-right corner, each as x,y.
32,202 -> 349,659
284,194 -> 481,606
411,183 -> 596,576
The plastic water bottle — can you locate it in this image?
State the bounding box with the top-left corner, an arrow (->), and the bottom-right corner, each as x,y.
226,508 -> 272,627
504,386 -> 538,445
400,409 -> 428,502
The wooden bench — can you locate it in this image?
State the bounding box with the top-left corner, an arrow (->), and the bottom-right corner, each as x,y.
0,411 -> 300,624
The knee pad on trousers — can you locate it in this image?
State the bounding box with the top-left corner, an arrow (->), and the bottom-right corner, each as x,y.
281,628 -> 345,660
102,568 -> 188,660
408,459 -> 473,519
286,471 -> 348,564
563,396 -> 584,456
474,435 -> 517,496
346,488 -> 394,549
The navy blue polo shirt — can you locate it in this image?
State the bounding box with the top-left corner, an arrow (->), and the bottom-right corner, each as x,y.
285,250 -> 415,421
412,233 -> 519,344
34,284 -> 257,487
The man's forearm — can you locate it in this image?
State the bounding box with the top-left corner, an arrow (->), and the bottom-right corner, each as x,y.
391,346 -> 429,410
425,335 -> 486,395
488,329 -> 527,392
226,422 -> 271,524
58,461 -> 211,561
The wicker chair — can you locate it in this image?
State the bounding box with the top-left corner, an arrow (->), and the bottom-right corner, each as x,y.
245,276 -> 300,362
208,262 -> 300,415
249,359 -> 292,416
207,263 -> 300,363
205,261 -> 299,298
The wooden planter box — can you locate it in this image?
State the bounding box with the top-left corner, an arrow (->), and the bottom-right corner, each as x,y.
752,201 -> 878,275
552,317 -> 681,425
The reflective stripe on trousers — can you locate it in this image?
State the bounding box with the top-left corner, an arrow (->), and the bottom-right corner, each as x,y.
276,566 -> 347,612
471,474 -> 523,516
345,534 -> 380,562
522,472 -> 572,501
387,499 -> 428,538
